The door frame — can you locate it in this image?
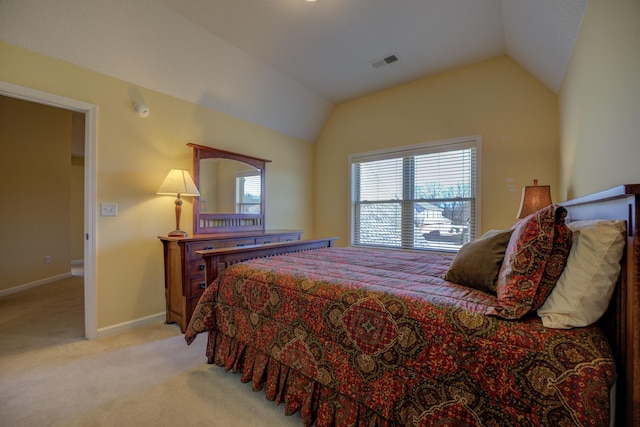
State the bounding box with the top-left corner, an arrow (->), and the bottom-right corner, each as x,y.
0,81 -> 98,339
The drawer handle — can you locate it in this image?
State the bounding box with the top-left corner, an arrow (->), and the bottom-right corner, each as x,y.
263,240 -> 271,244
204,246 -> 214,250
199,281 -> 206,289
237,243 -> 245,247
199,264 -> 205,270
286,239 -> 292,241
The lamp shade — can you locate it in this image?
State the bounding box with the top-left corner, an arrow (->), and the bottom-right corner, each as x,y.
516,179 -> 552,218
157,169 -> 200,196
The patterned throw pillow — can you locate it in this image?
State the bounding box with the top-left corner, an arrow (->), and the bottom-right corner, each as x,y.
495,205 -> 572,319
533,214 -> 573,309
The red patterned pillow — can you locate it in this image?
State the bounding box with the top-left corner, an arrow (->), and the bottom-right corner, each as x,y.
495,205 -> 572,319
534,213 -> 573,308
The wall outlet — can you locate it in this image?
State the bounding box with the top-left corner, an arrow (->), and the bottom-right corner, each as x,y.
45,255 -> 51,264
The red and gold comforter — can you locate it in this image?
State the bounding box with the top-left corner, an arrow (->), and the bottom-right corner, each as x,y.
185,247 -> 616,426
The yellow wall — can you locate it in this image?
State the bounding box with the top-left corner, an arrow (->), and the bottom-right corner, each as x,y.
6,0 -> 636,329
0,41 -> 314,329
559,0 -> 640,199
0,95 -> 72,288
315,56 -> 559,243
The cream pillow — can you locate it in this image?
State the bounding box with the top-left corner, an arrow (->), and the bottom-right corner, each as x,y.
537,219 -> 626,328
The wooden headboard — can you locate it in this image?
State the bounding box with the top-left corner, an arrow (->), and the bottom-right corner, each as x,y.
561,184 -> 640,426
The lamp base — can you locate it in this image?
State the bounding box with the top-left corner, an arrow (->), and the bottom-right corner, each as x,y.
168,229 -> 188,237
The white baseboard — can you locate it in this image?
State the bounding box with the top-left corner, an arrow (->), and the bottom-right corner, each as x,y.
97,312 -> 167,338
0,272 -> 73,298
71,259 -> 84,266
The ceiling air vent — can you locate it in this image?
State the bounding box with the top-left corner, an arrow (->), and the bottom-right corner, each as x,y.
370,54 -> 399,69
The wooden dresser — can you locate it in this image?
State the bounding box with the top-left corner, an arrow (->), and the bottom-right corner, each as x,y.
159,230 -> 302,332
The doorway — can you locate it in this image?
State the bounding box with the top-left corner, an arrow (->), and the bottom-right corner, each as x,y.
0,81 -> 97,339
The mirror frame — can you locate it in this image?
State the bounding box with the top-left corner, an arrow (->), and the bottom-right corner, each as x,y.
188,143 -> 271,234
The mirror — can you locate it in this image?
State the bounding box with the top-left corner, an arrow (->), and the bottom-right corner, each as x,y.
189,143 -> 270,234
199,158 -> 261,214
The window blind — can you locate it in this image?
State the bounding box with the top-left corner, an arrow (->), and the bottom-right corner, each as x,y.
236,173 -> 261,214
351,138 -> 478,252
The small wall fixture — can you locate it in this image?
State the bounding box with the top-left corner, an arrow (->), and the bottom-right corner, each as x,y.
134,102 -> 150,118
517,179 -> 552,218
157,169 -> 200,237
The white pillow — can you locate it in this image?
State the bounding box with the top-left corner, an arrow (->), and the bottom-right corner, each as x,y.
537,219 -> 626,329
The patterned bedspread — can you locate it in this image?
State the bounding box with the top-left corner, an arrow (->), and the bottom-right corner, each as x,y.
185,247 -> 616,427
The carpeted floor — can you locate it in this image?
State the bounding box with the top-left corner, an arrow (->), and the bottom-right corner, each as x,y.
0,276 -> 302,426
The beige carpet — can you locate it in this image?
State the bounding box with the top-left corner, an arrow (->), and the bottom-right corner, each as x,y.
0,276 -> 302,426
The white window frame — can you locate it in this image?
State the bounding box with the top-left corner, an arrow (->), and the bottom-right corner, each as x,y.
235,170 -> 261,214
349,135 -> 482,252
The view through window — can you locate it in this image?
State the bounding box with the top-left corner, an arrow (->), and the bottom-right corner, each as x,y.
350,136 -> 479,252
236,172 -> 261,214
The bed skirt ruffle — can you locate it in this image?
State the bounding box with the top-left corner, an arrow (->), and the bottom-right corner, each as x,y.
205,329 -> 393,427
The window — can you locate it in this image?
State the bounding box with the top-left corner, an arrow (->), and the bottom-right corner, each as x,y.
350,136 -> 479,252
236,171 -> 261,214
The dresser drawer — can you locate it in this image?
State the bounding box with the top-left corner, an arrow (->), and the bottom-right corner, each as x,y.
189,259 -> 207,277
187,241 -> 217,256
216,238 -> 257,248
190,277 -> 208,294
255,233 -> 301,244
255,236 -> 275,244
187,238 -> 257,259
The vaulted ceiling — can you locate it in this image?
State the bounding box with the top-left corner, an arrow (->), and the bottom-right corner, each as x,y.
0,0 -> 588,141
155,0 -> 587,102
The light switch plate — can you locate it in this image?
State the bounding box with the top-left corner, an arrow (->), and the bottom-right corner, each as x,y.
101,202 -> 118,216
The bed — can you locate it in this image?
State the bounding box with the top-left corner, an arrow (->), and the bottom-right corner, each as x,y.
185,184 -> 640,426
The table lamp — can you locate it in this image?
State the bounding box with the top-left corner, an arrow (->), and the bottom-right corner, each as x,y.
517,179 -> 552,218
157,169 -> 200,237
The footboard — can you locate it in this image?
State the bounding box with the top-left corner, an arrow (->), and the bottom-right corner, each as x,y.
196,237 -> 338,287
